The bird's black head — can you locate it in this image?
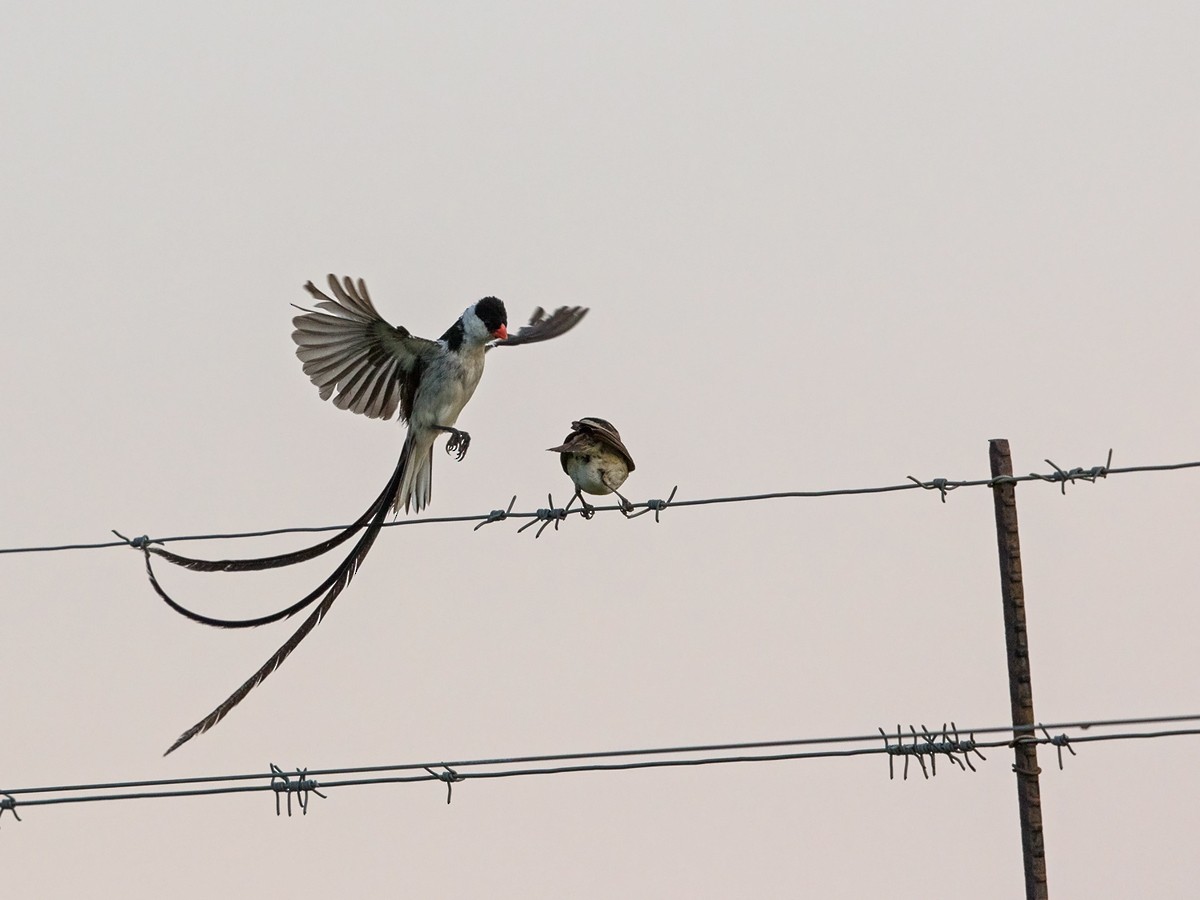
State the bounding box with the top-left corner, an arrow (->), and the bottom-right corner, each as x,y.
474,296 -> 508,335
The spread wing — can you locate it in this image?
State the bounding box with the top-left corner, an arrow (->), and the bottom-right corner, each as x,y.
490,305 -> 588,348
292,275 -> 442,421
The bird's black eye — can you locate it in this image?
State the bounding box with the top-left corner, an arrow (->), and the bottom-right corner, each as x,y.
475,296 -> 507,333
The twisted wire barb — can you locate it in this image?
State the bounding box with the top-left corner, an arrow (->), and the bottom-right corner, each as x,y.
1039,725 -> 1077,771
270,764 -> 326,817
879,723 -> 987,780
473,496 -> 517,532
516,494 -> 569,538
0,794 -> 20,827
423,766 -> 463,804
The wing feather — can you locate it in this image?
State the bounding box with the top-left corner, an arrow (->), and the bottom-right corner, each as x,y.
292,274 -> 440,422
361,355 -> 400,420
489,305 -> 588,348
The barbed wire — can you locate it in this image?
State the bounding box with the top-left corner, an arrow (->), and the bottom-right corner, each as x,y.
3,450 -> 1198,555
3,713 -> 1199,821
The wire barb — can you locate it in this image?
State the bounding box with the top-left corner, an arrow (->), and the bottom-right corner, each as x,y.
627,485 -> 678,522
1029,448 -> 1113,494
270,764 -> 326,817
517,494 -> 569,538
1039,724 -> 1078,770
473,496 -> 518,532
111,530 -> 156,549
879,722 -> 986,780
905,476 -> 958,503
423,766 -> 463,804
0,793 -> 20,827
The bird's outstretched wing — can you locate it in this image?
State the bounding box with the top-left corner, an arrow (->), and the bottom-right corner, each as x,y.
293,274 -> 442,421
490,305 -> 588,348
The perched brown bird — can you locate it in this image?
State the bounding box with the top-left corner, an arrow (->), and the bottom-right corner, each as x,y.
548,417 -> 636,517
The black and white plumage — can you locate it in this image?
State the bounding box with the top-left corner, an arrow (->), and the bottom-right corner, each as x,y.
143,275 -> 587,754
548,417 -> 636,517
293,276 -> 586,513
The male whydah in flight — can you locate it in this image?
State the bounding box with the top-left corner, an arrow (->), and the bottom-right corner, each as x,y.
139,275 -> 586,754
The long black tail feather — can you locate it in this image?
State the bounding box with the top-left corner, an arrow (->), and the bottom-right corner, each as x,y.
163,457 -> 406,755
144,455 -> 404,627
147,462 -> 404,573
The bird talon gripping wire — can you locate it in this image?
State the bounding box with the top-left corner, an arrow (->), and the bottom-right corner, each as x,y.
473,496 -> 517,532
270,764 -> 326,817
423,766 -> 463,804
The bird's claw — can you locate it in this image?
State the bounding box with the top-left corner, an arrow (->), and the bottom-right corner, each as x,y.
580,499 -> 596,520
444,430 -> 471,461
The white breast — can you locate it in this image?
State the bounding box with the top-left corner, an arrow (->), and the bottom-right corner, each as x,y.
412,347 -> 487,430
566,452 -> 630,496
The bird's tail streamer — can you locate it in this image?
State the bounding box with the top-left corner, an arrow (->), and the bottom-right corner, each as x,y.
162,456 -> 407,754
140,455 -> 405,628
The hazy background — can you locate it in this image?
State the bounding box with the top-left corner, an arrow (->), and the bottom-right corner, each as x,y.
4,3 -> 1199,896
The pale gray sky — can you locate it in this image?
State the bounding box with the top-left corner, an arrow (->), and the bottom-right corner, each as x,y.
4,3 -> 1199,897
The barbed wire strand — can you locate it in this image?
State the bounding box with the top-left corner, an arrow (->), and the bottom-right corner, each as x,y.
6,712 -> 1197,798
9,728 -> 1200,812
2,452 -> 1198,556
4,714 -> 1199,815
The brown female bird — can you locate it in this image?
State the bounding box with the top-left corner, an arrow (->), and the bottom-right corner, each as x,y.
548,417 -> 636,517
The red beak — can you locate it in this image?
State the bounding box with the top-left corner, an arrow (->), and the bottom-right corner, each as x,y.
493,324 -> 508,340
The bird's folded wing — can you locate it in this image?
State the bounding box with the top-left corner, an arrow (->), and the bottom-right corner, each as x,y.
576,418 -> 636,472
293,274 -> 440,420
490,305 -> 588,348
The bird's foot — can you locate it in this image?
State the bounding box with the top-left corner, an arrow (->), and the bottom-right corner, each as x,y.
614,491 -> 635,517
444,429 -> 471,461
562,491 -> 590,520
